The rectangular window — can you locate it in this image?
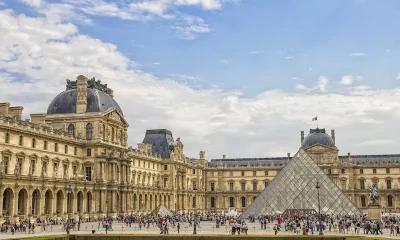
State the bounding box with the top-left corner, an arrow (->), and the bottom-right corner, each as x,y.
55,143 -> 58,152
264,182 -> 268,188
44,141 -> 48,150
241,197 -> 246,208
241,171 -> 245,176
387,179 -> 392,189
373,168 -> 376,174
341,180 -> 346,190
74,147 -> 77,155
32,138 -> 36,148
265,170 -> 268,176
253,171 -> 256,176
241,182 -> 245,191
253,182 -> 257,191
164,165 -> 168,170
386,168 -> 390,174
30,160 -> 35,175
210,182 -> 215,191
328,169 -> 332,174
164,178 -> 167,187
359,179 -> 365,189
85,167 -> 92,181
87,148 -> 92,156
192,169 -> 196,174
341,168 -> 345,174
360,169 -> 364,174
152,163 -> 154,169
64,145 -> 68,154
4,133 -> 9,143
3,156 -> 9,174
19,136 -> 23,146
148,162 -> 150,168
229,182 -> 234,191
73,165 -> 77,175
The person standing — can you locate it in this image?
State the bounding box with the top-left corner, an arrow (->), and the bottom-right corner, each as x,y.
177,222 -> 180,233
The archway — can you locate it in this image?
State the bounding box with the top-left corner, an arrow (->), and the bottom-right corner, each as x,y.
144,194 -> 148,211
133,194 -> 137,211
67,191 -> 74,214
139,194 -> 143,211
44,190 -> 53,214
56,190 -> 64,214
86,192 -> 92,213
2,188 -> 14,216
31,189 -> 41,216
77,191 -> 83,214
17,189 -> 28,216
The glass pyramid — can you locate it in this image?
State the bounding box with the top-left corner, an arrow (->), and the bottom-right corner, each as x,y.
240,149 -> 362,218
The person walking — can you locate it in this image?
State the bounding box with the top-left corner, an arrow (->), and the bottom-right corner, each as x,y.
177,222 -> 180,233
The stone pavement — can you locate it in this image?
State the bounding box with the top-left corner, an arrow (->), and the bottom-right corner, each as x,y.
0,221 -> 397,239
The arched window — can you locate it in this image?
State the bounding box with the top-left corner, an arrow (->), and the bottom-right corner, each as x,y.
87,148 -> 92,157
86,123 -> 93,140
387,195 -> 394,207
32,138 -> 36,148
68,124 -> 75,137
210,197 -> 215,208
241,196 -> 246,208
361,196 -> 366,207
5,133 -> 9,143
229,197 -> 235,207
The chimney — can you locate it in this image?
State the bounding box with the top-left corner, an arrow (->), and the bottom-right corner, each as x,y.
222,154 -> 226,160
76,75 -> 88,114
199,151 -> 205,160
301,130 -> 304,144
331,129 -> 335,144
287,153 -> 290,159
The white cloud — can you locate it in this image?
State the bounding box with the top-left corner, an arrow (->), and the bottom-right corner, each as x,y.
309,67 -> 312,71
285,56 -> 294,59
3,9 -> 400,159
386,49 -> 391,52
362,139 -> 395,146
219,59 -> 228,65
290,77 -> 304,81
168,74 -> 200,81
348,52 -> 366,57
295,76 -> 328,92
0,2 -> 6,7
340,74 -> 363,86
152,62 -> 161,65
18,0 -> 229,39
397,73 -> 400,80
249,50 -> 263,54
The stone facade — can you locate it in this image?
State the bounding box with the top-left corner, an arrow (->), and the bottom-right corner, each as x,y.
0,75 -> 399,222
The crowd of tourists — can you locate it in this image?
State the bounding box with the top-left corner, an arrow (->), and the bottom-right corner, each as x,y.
1,212 -> 400,236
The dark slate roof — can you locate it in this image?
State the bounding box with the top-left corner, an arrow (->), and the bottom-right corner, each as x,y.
339,154 -> 400,164
47,88 -> 123,115
208,157 -> 290,167
142,129 -> 174,159
302,130 -> 335,148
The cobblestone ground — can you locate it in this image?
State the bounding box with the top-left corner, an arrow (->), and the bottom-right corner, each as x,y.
0,221 -> 397,239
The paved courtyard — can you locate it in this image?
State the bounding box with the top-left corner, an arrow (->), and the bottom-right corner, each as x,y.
0,221 -> 398,239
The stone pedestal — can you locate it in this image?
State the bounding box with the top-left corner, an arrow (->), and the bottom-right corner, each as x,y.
367,203 -> 381,222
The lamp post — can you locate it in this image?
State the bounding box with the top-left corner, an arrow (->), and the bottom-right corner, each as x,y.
315,181 -> 323,235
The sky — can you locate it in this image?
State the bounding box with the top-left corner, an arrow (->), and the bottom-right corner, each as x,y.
1,0 -> 400,160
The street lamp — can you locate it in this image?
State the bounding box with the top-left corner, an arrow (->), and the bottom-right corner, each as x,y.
315,181 -> 323,235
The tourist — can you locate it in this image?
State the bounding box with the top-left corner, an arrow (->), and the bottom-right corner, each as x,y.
177,222 -> 180,233
273,224 -> 278,235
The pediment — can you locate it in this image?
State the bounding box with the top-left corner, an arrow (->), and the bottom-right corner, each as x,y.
103,109 -> 128,125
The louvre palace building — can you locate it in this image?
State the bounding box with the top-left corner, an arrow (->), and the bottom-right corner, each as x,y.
0,75 -> 399,222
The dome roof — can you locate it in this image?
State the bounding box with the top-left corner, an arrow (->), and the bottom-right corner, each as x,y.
47,88 -> 123,115
301,128 -> 335,148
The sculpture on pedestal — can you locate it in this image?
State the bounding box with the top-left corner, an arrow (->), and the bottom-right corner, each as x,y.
369,183 -> 378,204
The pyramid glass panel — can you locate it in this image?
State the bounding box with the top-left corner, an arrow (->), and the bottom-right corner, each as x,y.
239,149 -> 362,218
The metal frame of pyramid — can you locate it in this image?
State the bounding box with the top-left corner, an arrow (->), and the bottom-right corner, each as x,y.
239,149 -> 362,218
152,204 -> 173,217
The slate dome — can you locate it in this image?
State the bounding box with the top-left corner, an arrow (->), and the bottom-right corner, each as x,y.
47,86 -> 123,115
301,128 -> 335,148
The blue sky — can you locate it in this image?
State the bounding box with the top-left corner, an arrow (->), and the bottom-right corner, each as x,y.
2,0 -> 400,159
